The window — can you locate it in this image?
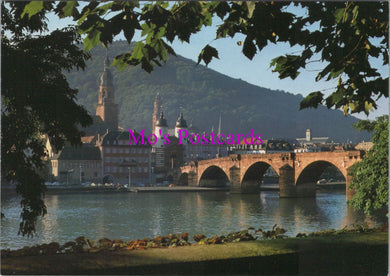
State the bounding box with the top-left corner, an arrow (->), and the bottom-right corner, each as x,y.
105,148 -> 111,153
113,148 -> 117,154
94,172 -> 98,177
125,148 -> 130,154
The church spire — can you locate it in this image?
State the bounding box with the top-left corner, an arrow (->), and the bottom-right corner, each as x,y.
96,50 -> 118,131
100,52 -> 113,87
104,50 -> 110,69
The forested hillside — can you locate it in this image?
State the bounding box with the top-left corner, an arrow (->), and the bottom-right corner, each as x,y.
66,41 -> 369,142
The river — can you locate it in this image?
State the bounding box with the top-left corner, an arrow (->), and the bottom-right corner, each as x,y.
1,190 -> 386,250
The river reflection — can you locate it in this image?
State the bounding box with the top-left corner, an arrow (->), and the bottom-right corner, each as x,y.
1,190 -> 386,249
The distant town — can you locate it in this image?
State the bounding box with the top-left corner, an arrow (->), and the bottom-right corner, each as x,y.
42,55 -> 373,188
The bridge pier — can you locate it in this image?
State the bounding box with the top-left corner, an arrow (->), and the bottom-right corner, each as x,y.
279,165 -> 316,197
188,172 -> 198,187
229,166 -> 241,193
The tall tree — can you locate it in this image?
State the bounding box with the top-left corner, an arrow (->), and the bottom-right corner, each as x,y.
2,2 -> 92,236
348,115 -> 388,214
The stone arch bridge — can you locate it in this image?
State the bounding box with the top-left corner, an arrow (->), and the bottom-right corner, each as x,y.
178,151 -> 363,199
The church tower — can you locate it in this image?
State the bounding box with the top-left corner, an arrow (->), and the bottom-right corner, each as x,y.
155,111 -> 168,170
96,54 -> 118,131
152,92 -> 162,134
175,112 -> 188,145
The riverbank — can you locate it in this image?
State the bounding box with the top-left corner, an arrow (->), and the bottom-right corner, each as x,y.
2,230 -> 387,275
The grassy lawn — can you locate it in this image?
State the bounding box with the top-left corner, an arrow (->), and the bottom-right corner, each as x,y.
1,231 -> 388,275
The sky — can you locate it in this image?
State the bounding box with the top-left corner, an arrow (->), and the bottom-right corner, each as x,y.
46,4 -> 388,121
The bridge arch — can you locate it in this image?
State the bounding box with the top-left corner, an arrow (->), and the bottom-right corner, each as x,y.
296,160 -> 346,187
241,161 -> 279,193
199,165 -> 230,188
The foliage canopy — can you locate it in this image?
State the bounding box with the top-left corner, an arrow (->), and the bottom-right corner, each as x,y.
24,1 -> 389,115
348,115 -> 389,214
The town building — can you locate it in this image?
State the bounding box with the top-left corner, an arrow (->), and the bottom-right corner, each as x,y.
50,144 -> 102,184
355,141 -> 374,151
229,139 -> 293,155
99,130 -> 152,185
151,94 -> 229,164
296,129 -> 329,145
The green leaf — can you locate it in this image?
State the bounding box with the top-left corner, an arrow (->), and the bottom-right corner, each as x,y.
329,68 -> 344,79
299,91 -> 324,110
352,5 -> 359,23
334,8 -> 344,23
62,1 -> 79,17
349,102 -> 357,112
270,56 -> 287,67
112,54 -> 130,71
245,2 -> 256,19
83,29 -> 101,52
123,24 -> 135,44
132,42 -> 145,60
197,45 -> 219,66
243,37 -> 256,60
21,1 -> 44,19
214,2 -> 231,19
364,101 -> 373,115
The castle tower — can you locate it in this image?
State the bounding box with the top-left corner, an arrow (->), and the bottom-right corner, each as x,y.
152,93 -> 162,134
175,112 -> 188,145
96,54 -> 118,131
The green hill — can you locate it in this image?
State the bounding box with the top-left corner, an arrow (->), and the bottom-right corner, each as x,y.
66,41 -> 369,142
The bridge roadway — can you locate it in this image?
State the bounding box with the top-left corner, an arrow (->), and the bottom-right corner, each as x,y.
178,151 -> 363,199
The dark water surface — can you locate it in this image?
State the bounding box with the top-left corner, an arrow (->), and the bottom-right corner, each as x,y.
1,190 -> 385,249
